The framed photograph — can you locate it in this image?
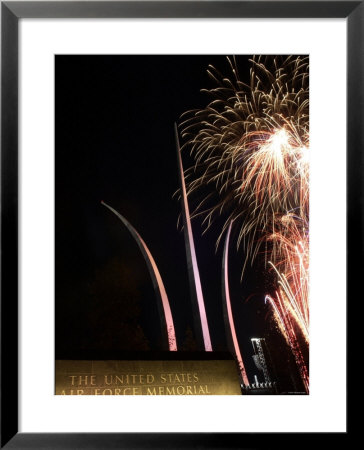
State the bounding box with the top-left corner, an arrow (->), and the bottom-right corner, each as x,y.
1,1 -> 355,447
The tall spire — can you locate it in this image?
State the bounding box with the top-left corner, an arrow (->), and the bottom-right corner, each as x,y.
174,124 -> 212,351
222,222 -> 249,385
102,201 -> 177,351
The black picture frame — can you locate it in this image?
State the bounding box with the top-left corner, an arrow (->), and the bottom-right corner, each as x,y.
1,1 -> 356,448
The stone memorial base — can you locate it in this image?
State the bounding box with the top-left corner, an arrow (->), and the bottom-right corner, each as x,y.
55,352 -> 242,395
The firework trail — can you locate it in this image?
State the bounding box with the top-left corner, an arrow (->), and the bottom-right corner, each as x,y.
265,291 -> 309,393
180,55 -> 309,391
266,214 -> 309,341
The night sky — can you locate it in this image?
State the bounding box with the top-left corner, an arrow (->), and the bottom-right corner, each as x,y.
55,55 -> 297,385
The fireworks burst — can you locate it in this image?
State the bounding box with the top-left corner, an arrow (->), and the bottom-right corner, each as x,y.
180,55 -> 309,391
180,55 -> 309,266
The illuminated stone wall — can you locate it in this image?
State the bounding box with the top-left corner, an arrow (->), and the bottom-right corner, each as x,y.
56,359 -> 242,395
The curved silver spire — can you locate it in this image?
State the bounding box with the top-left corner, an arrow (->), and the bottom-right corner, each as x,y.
222,222 -> 249,385
175,124 -> 212,352
102,201 -> 177,351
